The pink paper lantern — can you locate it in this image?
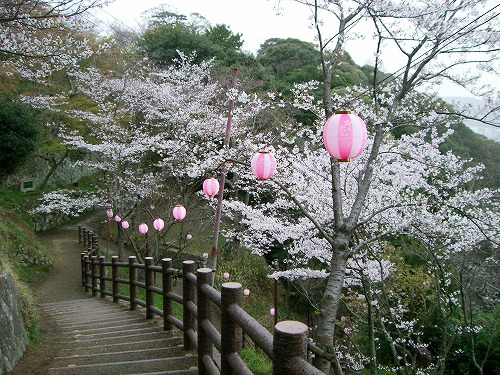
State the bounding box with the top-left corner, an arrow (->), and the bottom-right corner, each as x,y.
114,215 -> 121,222
121,220 -> 129,229
203,177 -> 220,197
172,205 -> 186,221
153,218 -> 165,231
223,272 -> 230,279
251,151 -> 276,180
244,288 -> 250,296
106,208 -> 113,218
323,111 -> 367,162
270,308 -> 276,316
138,223 -> 148,234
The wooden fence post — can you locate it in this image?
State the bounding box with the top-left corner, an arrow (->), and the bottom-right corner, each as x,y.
87,231 -> 92,250
129,256 -> 137,311
78,226 -> 82,244
81,252 -> 86,287
197,268 -> 214,375
91,255 -> 98,297
112,256 -> 119,303
182,260 -> 196,350
221,282 -> 243,375
145,257 -> 154,319
84,255 -> 90,293
92,233 -> 98,253
162,258 -> 173,331
83,227 -> 87,246
272,321 -> 309,374
99,256 -> 106,298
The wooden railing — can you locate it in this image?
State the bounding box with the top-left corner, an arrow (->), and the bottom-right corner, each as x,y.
78,226 -> 323,375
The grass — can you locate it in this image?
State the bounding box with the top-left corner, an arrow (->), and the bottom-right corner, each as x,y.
241,347 -> 272,375
0,187 -> 40,224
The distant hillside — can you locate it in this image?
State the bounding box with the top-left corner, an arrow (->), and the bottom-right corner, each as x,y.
444,96 -> 500,142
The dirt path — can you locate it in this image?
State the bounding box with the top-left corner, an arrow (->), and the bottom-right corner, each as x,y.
9,221 -> 103,374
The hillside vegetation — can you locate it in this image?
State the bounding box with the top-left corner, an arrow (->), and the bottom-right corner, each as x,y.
0,204 -> 53,340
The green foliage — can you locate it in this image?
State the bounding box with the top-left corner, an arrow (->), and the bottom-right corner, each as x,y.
330,53 -> 371,88
0,96 -> 40,178
216,250 -> 276,329
0,188 -> 40,220
139,11 -> 248,67
0,205 -> 53,341
241,347 -> 272,375
257,38 -> 322,92
204,24 -> 243,51
446,307 -> 500,374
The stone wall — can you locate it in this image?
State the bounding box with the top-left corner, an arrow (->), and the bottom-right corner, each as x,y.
0,273 -> 28,375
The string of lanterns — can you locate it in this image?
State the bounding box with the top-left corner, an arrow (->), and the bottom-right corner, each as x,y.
107,110 -> 367,235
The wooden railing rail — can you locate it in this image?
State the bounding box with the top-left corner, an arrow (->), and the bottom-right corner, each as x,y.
78,228 -> 323,374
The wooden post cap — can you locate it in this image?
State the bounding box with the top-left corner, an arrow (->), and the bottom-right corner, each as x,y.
222,282 -> 242,289
275,320 -> 308,335
197,267 -> 213,274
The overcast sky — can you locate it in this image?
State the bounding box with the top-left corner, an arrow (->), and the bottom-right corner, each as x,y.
91,1 -> 314,52
90,0 -> 486,98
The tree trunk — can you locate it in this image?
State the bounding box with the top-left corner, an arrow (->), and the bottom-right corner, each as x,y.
362,277 -> 377,375
38,149 -> 69,190
117,222 -> 125,261
313,246 -> 348,374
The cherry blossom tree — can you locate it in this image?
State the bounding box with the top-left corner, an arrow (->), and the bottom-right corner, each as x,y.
223,0 -> 500,372
0,0 -> 111,78
29,53 -> 267,260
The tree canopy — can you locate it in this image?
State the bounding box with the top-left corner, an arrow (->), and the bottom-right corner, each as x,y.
0,97 -> 39,178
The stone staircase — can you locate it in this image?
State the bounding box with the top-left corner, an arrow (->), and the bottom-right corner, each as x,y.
41,298 -> 197,375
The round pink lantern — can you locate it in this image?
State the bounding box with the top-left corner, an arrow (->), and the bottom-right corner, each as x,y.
203,177 -> 220,197
251,151 -> 276,180
323,111 -> 367,162
138,223 -> 148,234
172,205 -> 186,221
114,215 -> 121,222
121,220 -> 129,229
106,208 -> 113,218
153,218 -> 165,231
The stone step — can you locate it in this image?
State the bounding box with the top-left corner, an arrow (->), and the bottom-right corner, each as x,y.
60,324 -> 160,340
41,298 -> 197,374
128,370 -> 198,375
48,355 -> 197,374
52,345 -> 187,366
59,331 -> 172,348
55,310 -> 140,325
51,309 -> 133,323
57,316 -> 146,330
59,321 -> 168,337
42,300 -> 126,313
59,336 -> 183,356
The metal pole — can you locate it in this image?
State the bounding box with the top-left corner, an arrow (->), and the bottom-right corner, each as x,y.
208,68 -> 238,279
273,259 -> 279,326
